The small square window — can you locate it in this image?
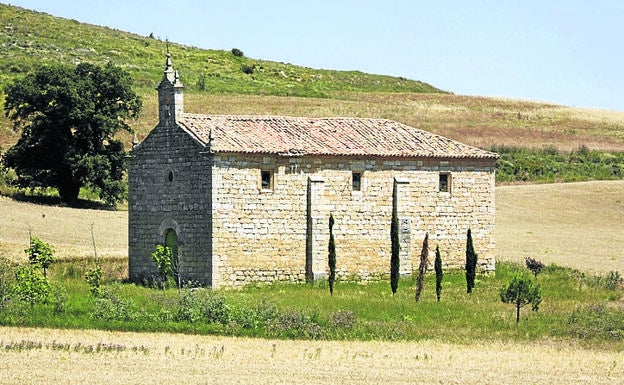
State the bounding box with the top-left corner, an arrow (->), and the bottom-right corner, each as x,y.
439,173 -> 451,193
261,170 -> 273,190
352,172 -> 362,191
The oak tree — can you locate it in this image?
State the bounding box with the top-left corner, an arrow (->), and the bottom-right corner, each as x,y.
2,62 -> 141,205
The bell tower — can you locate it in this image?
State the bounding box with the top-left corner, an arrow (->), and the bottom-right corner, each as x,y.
157,51 -> 184,126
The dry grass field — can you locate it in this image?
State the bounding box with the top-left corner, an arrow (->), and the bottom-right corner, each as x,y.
497,180 -> 624,273
127,92 -> 624,152
2,180 -> 622,273
1,326 -> 623,385
0,196 -> 127,262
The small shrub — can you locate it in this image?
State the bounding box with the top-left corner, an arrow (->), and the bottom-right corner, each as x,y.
268,309 -> 323,339
525,257 -> 545,278
230,299 -> 278,330
0,167 -> 17,195
176,286 -> 230,324
176,287 -> 205,323
588,271 -> 623,291
567,304 -> 624,340
329,310 -> 356,329
241,64 -> 255,75
196,73 -> 206,91
12,265 -> 50,307
231,48 -> 244,57
153,308 -> 176,323
203,290 -> 230,324
25,236 -> 54,277
151,245 -> 178,288
603,271 -> 622,290
90,285 -> 136,322
51,284 -> 68,314
85,265 -> 104,297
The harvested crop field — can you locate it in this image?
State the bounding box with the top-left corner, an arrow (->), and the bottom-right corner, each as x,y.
496,180 -> 624,273
0,196 -> 127,261
1,326 -> 622,385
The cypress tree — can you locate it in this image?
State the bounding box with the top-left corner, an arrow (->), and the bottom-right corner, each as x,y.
390,204 -> 400,295
415,233 -> 429,302
465,228 -> 478,294
328,214 -> 336,296
434,245 -> 443,302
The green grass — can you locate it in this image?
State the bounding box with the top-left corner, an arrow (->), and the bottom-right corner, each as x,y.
0,4 -> 441,100
1,257 -> 622,348
494,145 -> 624,184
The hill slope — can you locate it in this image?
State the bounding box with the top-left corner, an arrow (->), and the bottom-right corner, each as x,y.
1,3 -> 624,152
0,4 -> 441,97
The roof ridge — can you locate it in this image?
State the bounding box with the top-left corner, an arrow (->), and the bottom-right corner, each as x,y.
181,113 -> 392,122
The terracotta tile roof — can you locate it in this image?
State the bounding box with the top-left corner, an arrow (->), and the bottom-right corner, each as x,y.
178,114 -> 498,160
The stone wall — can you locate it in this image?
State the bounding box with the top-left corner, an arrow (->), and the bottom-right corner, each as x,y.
210,153 -> 496,288
129,121 -> 496,288
128,122 -> 213,285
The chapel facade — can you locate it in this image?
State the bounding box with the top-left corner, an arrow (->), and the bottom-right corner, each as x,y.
128,54 -> 498,287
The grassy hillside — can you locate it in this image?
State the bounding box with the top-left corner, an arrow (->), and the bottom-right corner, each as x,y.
0,4 -> 442,96
1,3 -> 624,153
0,3 -> 441,148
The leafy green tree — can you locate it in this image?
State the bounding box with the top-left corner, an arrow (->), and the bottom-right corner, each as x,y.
328,213 -> 336,296
151,244 -> 178,288
434,245 -> 443,302
415,233 -> 429,302
2,62 -> 141,205
85,265 -> 104,297
500,274 -> 542,323
13,265 -> 50,307
25,236 -> 54,277
390,204 -> 400,295
465,228 -> 477,294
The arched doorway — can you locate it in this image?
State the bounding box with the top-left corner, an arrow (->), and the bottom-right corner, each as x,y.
164,228 -> 179,284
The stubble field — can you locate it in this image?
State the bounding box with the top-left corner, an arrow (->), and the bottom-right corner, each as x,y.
1,326 -> 623,385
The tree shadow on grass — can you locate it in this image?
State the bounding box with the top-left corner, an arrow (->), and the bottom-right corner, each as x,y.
5,190 -> 118,211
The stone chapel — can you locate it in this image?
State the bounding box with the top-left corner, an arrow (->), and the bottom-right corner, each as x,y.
128,54 -> 498,287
